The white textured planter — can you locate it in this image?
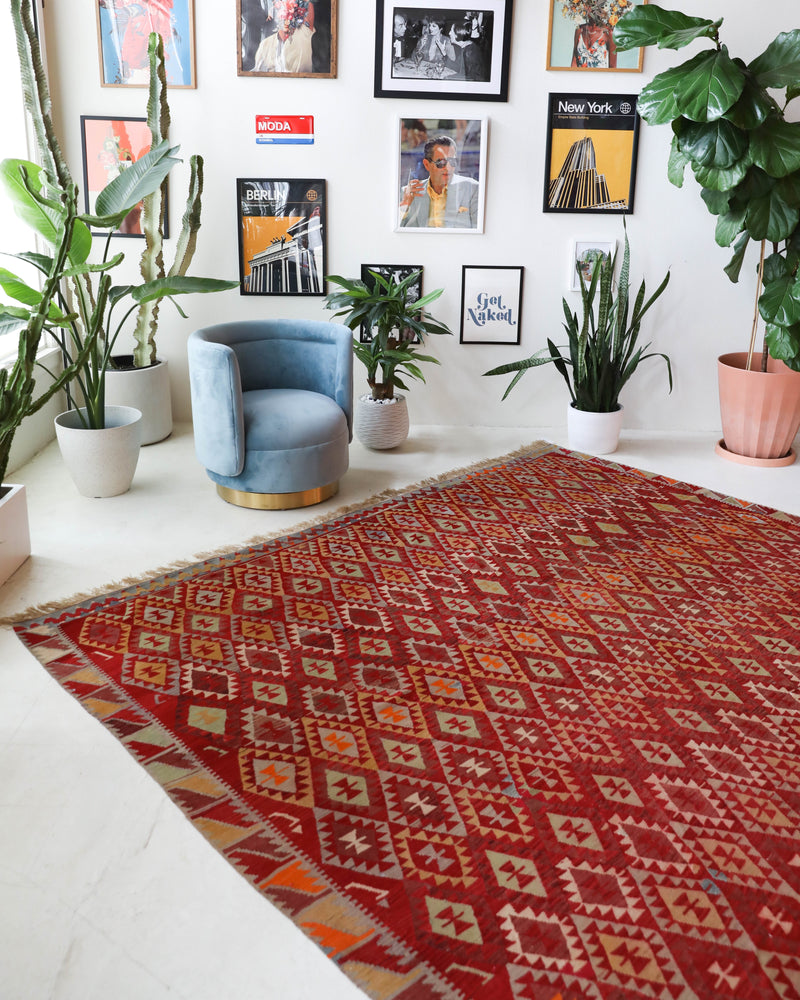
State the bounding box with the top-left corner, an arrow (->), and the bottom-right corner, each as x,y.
354,394 -> 410,450
567,403 -> 624,455
105,357 -> 172,445
0,483 -> 31,587
55,405 -> 143,498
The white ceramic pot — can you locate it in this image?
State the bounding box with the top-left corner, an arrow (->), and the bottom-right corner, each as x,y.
354,394 -> 410,450
54,405 -> 143,498
567,403 -> 623,455
105,357 -> 172,445
0,483 -> 31,586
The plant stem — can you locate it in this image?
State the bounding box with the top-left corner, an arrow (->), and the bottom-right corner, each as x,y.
747,239 -> 766,372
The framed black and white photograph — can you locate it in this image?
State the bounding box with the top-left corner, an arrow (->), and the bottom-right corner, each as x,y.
236,179 -> 326,296
359,264 -> 423,342
570,238 -> 616,290
237,0 -> 337,77
396,117 -> 488,233
375,1 -> 513,101
544,93 -> 640,214
460,265 -> 523,344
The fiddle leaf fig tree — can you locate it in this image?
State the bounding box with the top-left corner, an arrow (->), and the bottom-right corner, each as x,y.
614,5 -> 800,370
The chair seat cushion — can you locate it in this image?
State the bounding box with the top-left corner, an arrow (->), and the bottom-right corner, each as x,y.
243,388 -> 347,450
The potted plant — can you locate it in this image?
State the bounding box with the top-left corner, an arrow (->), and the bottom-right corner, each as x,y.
1,1 -> 237,496
324,268 -> 452,449
483,227 -> 671,454
614,4 -> 800,465
105,33 -> 212,445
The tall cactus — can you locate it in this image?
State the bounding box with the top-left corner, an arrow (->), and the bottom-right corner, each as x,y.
131,33 -> 205,368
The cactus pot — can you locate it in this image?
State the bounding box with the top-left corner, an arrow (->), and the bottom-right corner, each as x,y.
106,356 -> 173,445
0,483 -> 31,587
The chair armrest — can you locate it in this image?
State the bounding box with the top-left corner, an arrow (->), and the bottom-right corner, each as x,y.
187,332 -> 245,477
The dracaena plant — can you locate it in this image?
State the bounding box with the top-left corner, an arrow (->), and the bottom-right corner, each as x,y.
483,226 -> 671,412
324,269 -> 452,401
0,0 -> 237,438
614,4 -> 800,371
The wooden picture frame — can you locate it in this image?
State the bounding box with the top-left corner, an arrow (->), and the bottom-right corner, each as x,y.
375,0 -> 513,101
236,179 -> 327,296
546,0 -> 647,72
95,0 -> 196,88
460,265 -> 523,344
237,0 -> 337,77
544,93 -> 640,214
396,116 -> 488,233
80,115 -> 167,238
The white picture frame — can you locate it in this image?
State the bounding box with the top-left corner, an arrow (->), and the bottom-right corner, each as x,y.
395,116 -> 488,234
570,238 -> 616,291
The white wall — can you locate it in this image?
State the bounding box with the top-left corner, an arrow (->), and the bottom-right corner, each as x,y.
38,0 -> 797,435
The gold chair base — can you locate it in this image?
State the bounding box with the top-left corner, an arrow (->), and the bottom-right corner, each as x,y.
216,481 -> 339,510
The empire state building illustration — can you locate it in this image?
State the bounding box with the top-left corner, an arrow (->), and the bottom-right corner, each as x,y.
548,136 -> 627,210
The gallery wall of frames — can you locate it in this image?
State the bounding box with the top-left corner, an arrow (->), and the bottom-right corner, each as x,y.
33,0 -> 795,434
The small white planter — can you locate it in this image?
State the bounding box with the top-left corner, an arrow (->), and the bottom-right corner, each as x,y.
567,403 -> 624,455
55,405 -> 143,498
354,394 -> 410,450
0,483 -> 31,587
105,357 -> 172,445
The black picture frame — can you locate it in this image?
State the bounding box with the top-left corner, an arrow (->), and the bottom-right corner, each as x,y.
544,93 -> 640,214
375,1 -> 513,102
460,265 -> 523,344
80,115 -> 167,238
237,0 -> 337,77
236,179 -> 326,296
359,264 -> 423,343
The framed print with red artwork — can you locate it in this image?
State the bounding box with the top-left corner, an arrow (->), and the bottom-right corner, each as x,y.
95,0 -> 196,87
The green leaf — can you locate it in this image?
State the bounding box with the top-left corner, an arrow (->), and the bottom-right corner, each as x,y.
759,273 -> 800,326
129,275 -> 240,304
637,64 -> 685,125
667,135 -> 690,187
749,30 -> 800,90
765,322 -> 800,369
715,205 -> 746,247
749,118 -> 800,178
745,182 -> 800,242
691,156 -> 749,192
0,267 -> 42,306
723,233 -> 750,282
613,4 -> 719,51
674,47 -> 746,123
0,308 -> 28,337
94,141 -> 180,217
0,158 -> 91,265
725,77 -> 776,129
701,187 -> 732,215
763,252 -> 791,283
678,118 -> 748,169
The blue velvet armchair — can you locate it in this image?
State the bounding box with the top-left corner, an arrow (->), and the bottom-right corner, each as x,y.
188,319 -> 353,509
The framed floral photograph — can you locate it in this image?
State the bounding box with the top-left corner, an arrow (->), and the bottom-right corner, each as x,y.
375,0 -> 513,101
460,265 -> 523,345
237,0 -> 337,77
80,115 -> 166,238
236,179 -> 326,296
547,0 -> 647,72
570,239 -> 615,290
544,93 -> 640,214
359,264 -> 423,342
95,0 -> 196,87
396,117 -> 488,233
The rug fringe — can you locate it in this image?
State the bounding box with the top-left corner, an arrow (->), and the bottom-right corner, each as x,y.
3,441 -> 555,626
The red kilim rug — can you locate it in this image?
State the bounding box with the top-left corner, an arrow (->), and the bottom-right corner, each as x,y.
14,444 -> 800,1000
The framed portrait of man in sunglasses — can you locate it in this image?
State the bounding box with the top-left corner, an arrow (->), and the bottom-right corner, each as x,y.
396,116 -> 488,233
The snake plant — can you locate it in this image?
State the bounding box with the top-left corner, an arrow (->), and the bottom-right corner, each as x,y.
484,227 -> 671,412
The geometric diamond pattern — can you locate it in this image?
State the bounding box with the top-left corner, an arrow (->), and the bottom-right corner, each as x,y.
15,445 -> 800,1000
